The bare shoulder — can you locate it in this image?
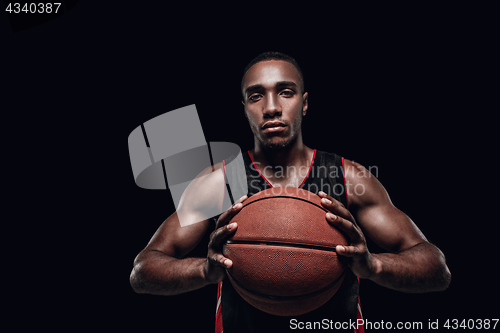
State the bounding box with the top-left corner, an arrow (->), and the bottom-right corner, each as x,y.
343,158 -> 427,251
141,162 -> 227,257
176,161 -> 227,225
343,158 -> 391,209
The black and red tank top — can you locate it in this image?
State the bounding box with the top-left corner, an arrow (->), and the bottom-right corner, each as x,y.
216,150 -> 364,333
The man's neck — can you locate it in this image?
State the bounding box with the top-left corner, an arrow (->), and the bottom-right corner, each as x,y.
250,138 -> 314,187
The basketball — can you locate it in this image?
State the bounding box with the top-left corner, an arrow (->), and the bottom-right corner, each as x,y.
222,187 -> 349,316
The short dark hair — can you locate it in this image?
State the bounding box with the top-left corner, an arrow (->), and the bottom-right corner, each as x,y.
241,51 -> 305,94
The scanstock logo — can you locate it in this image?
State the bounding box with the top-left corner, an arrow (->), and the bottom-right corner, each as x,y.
128,104 -> 248,227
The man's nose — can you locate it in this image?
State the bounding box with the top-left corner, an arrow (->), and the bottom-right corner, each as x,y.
263,94 -> 282,118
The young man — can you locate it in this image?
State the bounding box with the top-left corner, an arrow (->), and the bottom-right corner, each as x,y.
130,52 -> 451,332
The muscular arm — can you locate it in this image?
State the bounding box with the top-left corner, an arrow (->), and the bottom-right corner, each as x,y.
130,214 -> 213,296
370,242 -> 450,293
321,159 -> 451,293
130,163 -> 244,296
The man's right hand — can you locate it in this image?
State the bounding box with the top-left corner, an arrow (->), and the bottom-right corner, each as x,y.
204,195 -> 248,284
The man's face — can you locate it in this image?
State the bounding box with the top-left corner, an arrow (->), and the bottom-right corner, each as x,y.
241,60 -> 308,151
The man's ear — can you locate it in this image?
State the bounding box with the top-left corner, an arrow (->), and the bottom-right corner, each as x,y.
302,92 -> 308,116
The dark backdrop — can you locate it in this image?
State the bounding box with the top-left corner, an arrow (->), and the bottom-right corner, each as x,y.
3,4 -> 497,332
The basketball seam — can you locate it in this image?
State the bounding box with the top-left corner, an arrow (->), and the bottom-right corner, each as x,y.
225,240 -> 339,252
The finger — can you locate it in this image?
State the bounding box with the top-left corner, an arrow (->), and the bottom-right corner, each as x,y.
336,245 -> 363,258
210,222 -> 238,248
234,195 -> 248,205
326,212 -> 363,243
318,192 -> 351,220
215,199 -> 245,229
318,191 -> 344,208
209,252 -> 233,268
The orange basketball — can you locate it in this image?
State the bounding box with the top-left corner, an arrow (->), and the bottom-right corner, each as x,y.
222,187 -> 349,316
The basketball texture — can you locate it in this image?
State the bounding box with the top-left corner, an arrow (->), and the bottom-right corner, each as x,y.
222,187 -> 349,316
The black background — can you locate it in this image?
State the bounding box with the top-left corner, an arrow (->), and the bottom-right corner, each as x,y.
3,3 -> 498,332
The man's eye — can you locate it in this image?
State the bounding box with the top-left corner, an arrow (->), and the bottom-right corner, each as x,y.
249,94 -> 262,102
280,90 -> 295,97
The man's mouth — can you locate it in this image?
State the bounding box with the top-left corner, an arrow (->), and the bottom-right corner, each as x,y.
262,121 -> 287,133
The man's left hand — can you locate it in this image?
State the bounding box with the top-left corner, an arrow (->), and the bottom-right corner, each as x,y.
318,191 -> 381,280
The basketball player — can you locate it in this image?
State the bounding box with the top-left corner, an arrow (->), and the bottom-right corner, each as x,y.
130,52 -> 451,332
